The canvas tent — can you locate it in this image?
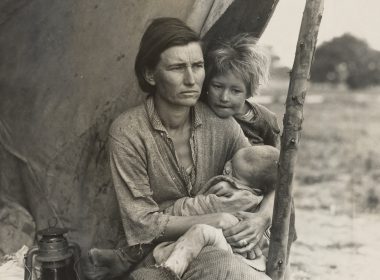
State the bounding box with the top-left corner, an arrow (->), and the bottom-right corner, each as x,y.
0,0 -> 279,253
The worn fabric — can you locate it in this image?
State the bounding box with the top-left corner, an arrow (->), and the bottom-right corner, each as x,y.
235,99 -> 280,147
163,175 -> 263,216
203,174 -> 264,194
128,246 -> 271,280
109,96 -> 250,251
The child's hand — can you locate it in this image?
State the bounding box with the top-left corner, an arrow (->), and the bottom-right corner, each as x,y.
205,181 -> 235,197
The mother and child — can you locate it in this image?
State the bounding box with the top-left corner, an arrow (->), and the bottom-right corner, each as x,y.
84,17 -> 295,280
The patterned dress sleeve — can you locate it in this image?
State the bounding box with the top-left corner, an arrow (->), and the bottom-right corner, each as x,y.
109,136 -> 170,247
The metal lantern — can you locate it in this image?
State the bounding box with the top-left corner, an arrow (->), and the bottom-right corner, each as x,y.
24,223 -> 81,280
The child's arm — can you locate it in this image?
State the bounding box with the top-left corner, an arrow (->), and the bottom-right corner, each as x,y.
204,181 -> 236,196
163,193 -> 220,216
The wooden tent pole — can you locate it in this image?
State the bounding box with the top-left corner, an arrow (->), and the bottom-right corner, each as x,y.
267,1 -> 324,279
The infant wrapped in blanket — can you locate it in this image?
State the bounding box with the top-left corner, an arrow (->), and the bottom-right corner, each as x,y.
154,145 -> 279,277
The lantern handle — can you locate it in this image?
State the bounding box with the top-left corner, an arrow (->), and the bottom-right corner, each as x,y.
68,242 -> 82,280
24,246 -> 39,280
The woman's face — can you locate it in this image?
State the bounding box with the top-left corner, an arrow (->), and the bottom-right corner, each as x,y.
148,42 -> 205,108
207,71 -> 248,118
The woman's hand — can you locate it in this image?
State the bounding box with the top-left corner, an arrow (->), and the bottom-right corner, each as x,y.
222,211 -> 270,254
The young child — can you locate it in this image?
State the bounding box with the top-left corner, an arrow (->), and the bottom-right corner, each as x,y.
85,145 -> 279,279
202,33 -> 280,147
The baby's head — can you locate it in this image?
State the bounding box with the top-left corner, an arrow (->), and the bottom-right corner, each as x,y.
224,145 -> 279,193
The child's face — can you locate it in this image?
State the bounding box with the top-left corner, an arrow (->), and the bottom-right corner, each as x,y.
207,71 -> 248,118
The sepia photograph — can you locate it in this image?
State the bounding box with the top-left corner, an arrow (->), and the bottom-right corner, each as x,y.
0,1 -> 379,279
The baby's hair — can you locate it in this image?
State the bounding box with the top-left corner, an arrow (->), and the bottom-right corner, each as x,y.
233,145 -> 279,193
204,33 -> 270,97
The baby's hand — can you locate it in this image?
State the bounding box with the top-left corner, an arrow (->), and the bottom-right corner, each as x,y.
205,181 -> 235,197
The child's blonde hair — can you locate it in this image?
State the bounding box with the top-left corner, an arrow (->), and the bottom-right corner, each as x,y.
204,33 -> 270,97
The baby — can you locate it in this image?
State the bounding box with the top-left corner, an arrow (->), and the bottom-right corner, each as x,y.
154,145 -> 279,276
84,145 -> 279,279
164,144 -> 279,216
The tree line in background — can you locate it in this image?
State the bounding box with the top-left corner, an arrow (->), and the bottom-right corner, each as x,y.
310,33 -> 380,89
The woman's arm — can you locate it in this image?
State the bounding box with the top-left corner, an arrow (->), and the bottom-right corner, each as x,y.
163,183 -> 274,251
158,212 -> 239,242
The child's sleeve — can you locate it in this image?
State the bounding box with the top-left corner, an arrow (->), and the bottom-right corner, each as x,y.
265,113 -> 280,147
261,106 -> 281,147
163,194 -> 223,216
163,176 -> 263,216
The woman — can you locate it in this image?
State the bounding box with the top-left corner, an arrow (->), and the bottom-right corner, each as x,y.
109,17 -> 271,279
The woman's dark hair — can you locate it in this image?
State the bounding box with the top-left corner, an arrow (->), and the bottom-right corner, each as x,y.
134,17 -> 201,93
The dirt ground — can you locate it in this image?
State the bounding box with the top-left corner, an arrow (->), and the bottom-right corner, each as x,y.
290,208 -> 380,280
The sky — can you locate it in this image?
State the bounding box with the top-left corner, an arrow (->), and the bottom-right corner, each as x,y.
260,0 -> 380,67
